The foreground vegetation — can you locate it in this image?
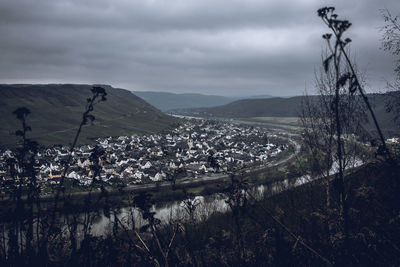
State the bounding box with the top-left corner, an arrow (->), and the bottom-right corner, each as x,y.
1,156 -> 398,266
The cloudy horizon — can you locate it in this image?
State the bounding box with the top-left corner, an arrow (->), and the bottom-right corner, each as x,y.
0,0 -> 398,97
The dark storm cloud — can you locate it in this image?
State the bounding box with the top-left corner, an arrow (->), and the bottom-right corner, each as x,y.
0,0 -> 398,96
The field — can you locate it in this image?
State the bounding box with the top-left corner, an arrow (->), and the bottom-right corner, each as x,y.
215,116 -> 302,131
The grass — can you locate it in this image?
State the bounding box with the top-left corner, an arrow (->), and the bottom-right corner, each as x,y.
250,116 -> 300,124
187,186 -> 206,195
233,117 -> 302,130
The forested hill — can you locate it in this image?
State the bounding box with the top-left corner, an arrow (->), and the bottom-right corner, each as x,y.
173,95 -> 310,117
174,93 -> 399,136
0,84 -> 178,147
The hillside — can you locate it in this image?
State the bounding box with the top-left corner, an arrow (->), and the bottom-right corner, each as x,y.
363,93 -> 400,137
175,93 -> 399,136
132,91 -> 243,111
174,96 -> 304,117
0,84 -> 179,147
132,91 -> 276,111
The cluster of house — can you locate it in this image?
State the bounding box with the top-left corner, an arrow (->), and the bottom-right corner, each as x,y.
0,120 -> 289,191
387,137 -> 399,144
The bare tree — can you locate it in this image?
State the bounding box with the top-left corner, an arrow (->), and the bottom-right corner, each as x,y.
300,61 -> 367,243
381,9 -> 400,79
381,9 -> 400,132
313,8 -> 396,245
318,7 -> 392,163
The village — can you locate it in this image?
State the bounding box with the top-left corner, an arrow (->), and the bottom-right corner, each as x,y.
0,120 -> 291,194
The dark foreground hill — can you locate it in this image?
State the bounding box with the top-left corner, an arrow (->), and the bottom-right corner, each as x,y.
176,93 -> 399,136
0,84 -> 178,147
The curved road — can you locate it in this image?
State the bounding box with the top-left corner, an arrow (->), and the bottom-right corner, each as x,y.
16,137 -> 301,202
114,138 -> 301,193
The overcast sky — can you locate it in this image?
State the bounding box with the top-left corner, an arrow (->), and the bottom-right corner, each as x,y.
0,0 -> 398,96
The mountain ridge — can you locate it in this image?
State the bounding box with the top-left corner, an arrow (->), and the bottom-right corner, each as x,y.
173,93 -> 399,136
132,91 -> 274,111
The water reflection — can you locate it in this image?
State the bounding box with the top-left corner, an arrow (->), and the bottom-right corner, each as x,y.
88,175 -> 310,236
89,157 -> 364,236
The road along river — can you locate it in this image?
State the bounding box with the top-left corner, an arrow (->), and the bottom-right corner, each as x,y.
45,137 -> 301,237
28,137 -> 301,204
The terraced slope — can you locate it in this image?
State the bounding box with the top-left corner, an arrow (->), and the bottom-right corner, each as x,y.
0,84 -> 179,147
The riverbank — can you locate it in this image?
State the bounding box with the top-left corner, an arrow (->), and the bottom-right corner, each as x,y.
0,138 -> 301,218
0,157 -> 297,220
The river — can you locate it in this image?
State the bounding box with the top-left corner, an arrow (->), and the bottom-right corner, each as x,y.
0,157 -> 363,252
87,157 -> 363,236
